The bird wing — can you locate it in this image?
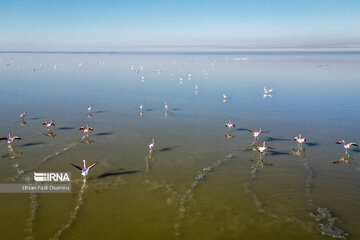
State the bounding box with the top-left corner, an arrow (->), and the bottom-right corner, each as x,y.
88,163 -> 97,170
0,137 -> 8,141
42,122 -> 48,125
249,130 -> 255,133
71,163 -> 83,170
51,122 -> 56,126
12,136 -> 21,140
336,140 -> 345,144
79,127 -> 85,130
350,142 -> 358,146
89,127 -> 94,131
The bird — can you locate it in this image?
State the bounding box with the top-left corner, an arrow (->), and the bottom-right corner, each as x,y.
140,104 -> 143,112
164,102 -> 168,111
71,160 -> 97,182
225,120 -> 235,129
88,105 -> 92,113
79,125 -> 93,135
43,120 -> 56,129
264,86 -> 273,95
20,111 -> 26,119
1,133 -> 21,146
249,128 -> 266,137
294,134 -> 306,145
149,138 -> 155,152
336,140 -> 358,155
222,94 -> 227,102
256,141 -> 271,153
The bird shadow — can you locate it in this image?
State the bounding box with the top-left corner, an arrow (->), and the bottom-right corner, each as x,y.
159,146 -> 180,152
97,170 -> 139,179
58,127 -> 75,130
95,110 -> 108,114
171,108 -> 181,111
352,148 -> 360,153
96,132 -> 114,136
268,150 -> 289,155
236,128 -> 249,131
265,137 -> 290,142
30,117 -> 43,120
144,108 -> 154,112
23,142 -> 44,147
304,142 -> 320,147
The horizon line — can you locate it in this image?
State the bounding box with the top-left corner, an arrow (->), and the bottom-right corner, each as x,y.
1,47 -> 360,55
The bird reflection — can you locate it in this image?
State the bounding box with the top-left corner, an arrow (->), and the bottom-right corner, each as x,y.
250,155 -> 273,174
81,136 -> 94,144
88,113 -> 93,119
333,154 -> 354,164
225,131 -> 233,139
1,145 -> 23,159
164,110 -> 168,118
293,147 -> 306,157
263,93 -> 272,99
44,131 -> 56,137
20,120 -> 27,127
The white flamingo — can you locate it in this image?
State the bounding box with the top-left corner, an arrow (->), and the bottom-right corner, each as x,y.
71,160 -> 97,182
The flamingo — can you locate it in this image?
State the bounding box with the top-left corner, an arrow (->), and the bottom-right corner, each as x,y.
222,94 -> 227,102
20,111 -> 26,119
294,134 -> 306,145
256,141 -> 271,153
79,125 -> 93,135
165,102 -> 168,111
71,160 -> 97,182
249,128 -> 266,137
149,138 -> 155,152
88,105 -> 92,113
336,140 -> 358,155
140,104 -> 143,112
43,120 -> 56,129
225,120 -> 235,129
264,86 -> 273,95
1,133 -> 21,146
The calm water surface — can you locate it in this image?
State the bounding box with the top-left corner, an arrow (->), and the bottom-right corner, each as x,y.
0,52 -> 359,240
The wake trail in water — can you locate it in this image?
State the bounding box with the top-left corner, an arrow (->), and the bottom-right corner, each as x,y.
24,193 -> 38,240
173,153 -> 235,238
51,182 -> 87,240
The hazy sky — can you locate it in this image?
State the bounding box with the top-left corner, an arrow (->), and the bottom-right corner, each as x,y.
1,0 -> 360,51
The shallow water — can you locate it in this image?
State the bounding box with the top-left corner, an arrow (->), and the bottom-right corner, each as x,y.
0,52 -> 359,240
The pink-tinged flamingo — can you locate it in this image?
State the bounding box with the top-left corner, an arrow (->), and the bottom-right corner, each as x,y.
20,111 -> 26,119
149,138 -> 155,152
71,160 -> 97,182
43,120 -> 56,129
1,133 -> 21,147
294,134 -> 306,148
225,120 -> 235,130
336,140 -> 358,155
256,141 -> 271,154
79,125 -> 93,136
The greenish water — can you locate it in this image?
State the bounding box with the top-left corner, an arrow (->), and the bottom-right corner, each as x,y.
0,52 -> 359,239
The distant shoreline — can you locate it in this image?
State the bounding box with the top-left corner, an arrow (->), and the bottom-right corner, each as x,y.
1,49 -> 360,55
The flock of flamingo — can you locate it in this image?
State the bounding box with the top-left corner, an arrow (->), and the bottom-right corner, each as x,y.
223,86 -> 358,158
0,71 -> 358,182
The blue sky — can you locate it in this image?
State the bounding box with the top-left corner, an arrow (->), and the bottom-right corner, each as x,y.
0,0 -> 360,51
